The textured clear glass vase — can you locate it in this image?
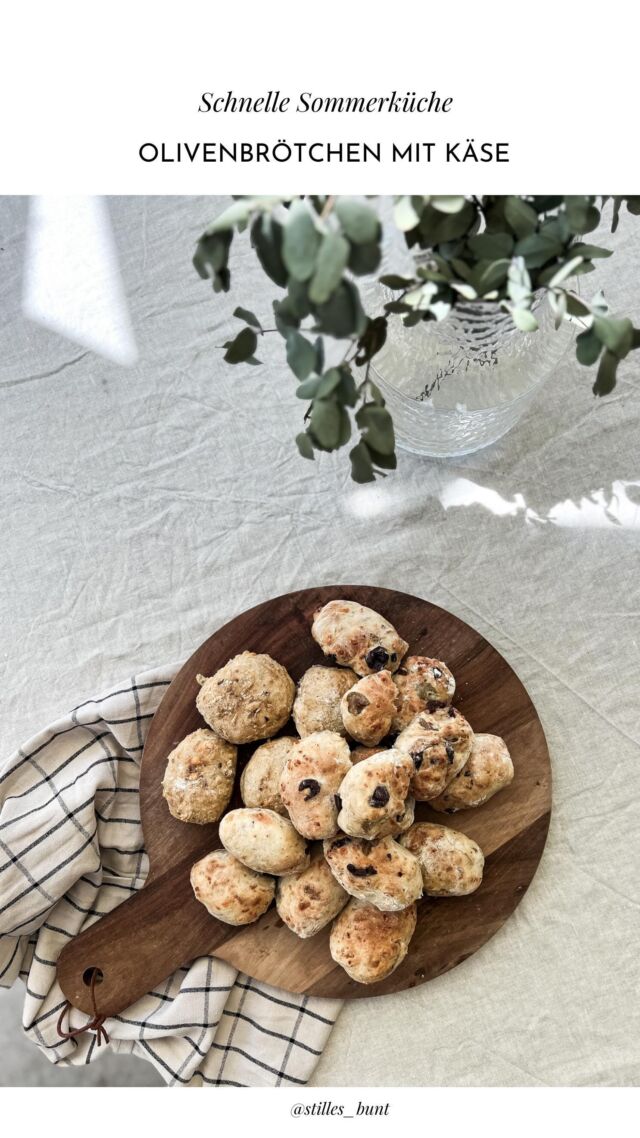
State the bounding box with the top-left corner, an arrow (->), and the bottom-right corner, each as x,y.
367,292 -> 574,457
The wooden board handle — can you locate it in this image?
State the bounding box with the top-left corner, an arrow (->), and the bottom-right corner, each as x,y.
56,859 -> 228,1017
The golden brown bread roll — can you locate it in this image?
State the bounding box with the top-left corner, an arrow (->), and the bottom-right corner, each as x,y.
430,733 -> 513,812
392,656 -> 456,732
311,599 -> 408,676
400,822 -> 484,896
219,807 -> 310,876
323,832 -> 423,911
340,670 -> 400,746
293,665 -> 357,738
337,748 -> 414,839
276,845 -> 349,938
395,707 -> 474,801
329,898 -> 417,984
196,652 -> 295,744
240,736 -> 298,815
279,731 -> 352,840
190,849 -> 275,925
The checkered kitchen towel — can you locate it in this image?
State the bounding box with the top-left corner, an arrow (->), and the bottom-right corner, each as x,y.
0,665 -> 342,1086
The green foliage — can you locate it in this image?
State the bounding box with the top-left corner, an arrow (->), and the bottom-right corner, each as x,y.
194,195 -> 640,481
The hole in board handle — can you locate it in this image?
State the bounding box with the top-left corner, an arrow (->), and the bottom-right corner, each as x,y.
82,967 -> 104,987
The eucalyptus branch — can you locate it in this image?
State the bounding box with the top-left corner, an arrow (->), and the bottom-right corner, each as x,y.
193,194 -> 640,481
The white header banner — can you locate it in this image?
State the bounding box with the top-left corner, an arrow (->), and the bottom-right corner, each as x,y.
1,0 -> 637,193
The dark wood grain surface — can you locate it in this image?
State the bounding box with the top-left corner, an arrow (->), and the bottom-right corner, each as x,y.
57,585 -> 551,1015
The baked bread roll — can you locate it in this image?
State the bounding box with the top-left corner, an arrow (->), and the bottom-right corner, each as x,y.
161,728 -> 237,824
196,652 -> 295,744
240,736 -> 298,815
276,845 -> 349,938
219,807 -> 310,876
190,849 -> 275,925
293,665 -> 357,738
340,670 -> 399,746
392,656 -> 456,732
324,833 -> 423,911
400,822 -> 484,896
330,899 -> 417,984
395,706 -> 474,801
279,731 -> 352,840
430,733 -> 514,813
311,599 -> 408,676
337,748 -> 414,839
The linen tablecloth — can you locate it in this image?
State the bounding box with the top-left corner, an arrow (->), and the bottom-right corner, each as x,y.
0,666 -> 340,1086
1,195 -> 639,1085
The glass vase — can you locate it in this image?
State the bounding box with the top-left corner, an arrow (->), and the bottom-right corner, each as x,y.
367,291 -> 574,458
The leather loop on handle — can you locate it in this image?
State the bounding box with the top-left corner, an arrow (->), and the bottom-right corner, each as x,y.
56,858 -> 226,1018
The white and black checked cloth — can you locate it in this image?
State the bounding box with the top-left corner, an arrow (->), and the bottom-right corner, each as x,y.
0,665 -> 342,1086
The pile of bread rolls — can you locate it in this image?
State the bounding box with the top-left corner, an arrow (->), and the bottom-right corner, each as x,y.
162,599 -> 514,985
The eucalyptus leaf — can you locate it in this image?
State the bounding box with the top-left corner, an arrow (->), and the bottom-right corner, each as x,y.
576,327 -> 602,366
547,256 -> 584,288
379,274 -> 416,290
296,432 -> 315,460
394,196 -> 421,231
349,441 -> 375,483
273,297 -> 300,336
467,232 -> 514,260
233,306 -> 262,331
348,241 -> 382,276
338,366 -> 358,407
296,376 -> 322,399
336,199 -> 381,245
286,330 -> 317,380
515,232 -> 563,268
565,293 -> 592,318
430,195 -> 467,214
316,368 -> 342,398
593,315 -> 634,358
288,277 -> 311,319
356,403 -> 395,455
367,445 -> 397,471
282,200 -> 321,282
565,197 -> 600,235
309,232 -> 350,304
310,398 -> 341,450
251,214 -> 288,287
314,280 -> 367,338
510,307 -> 539,332
504,197 -> 538,238
569,243 -> 613,260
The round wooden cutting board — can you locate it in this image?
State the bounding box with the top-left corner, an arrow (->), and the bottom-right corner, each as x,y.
57,585 -> 551,1016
